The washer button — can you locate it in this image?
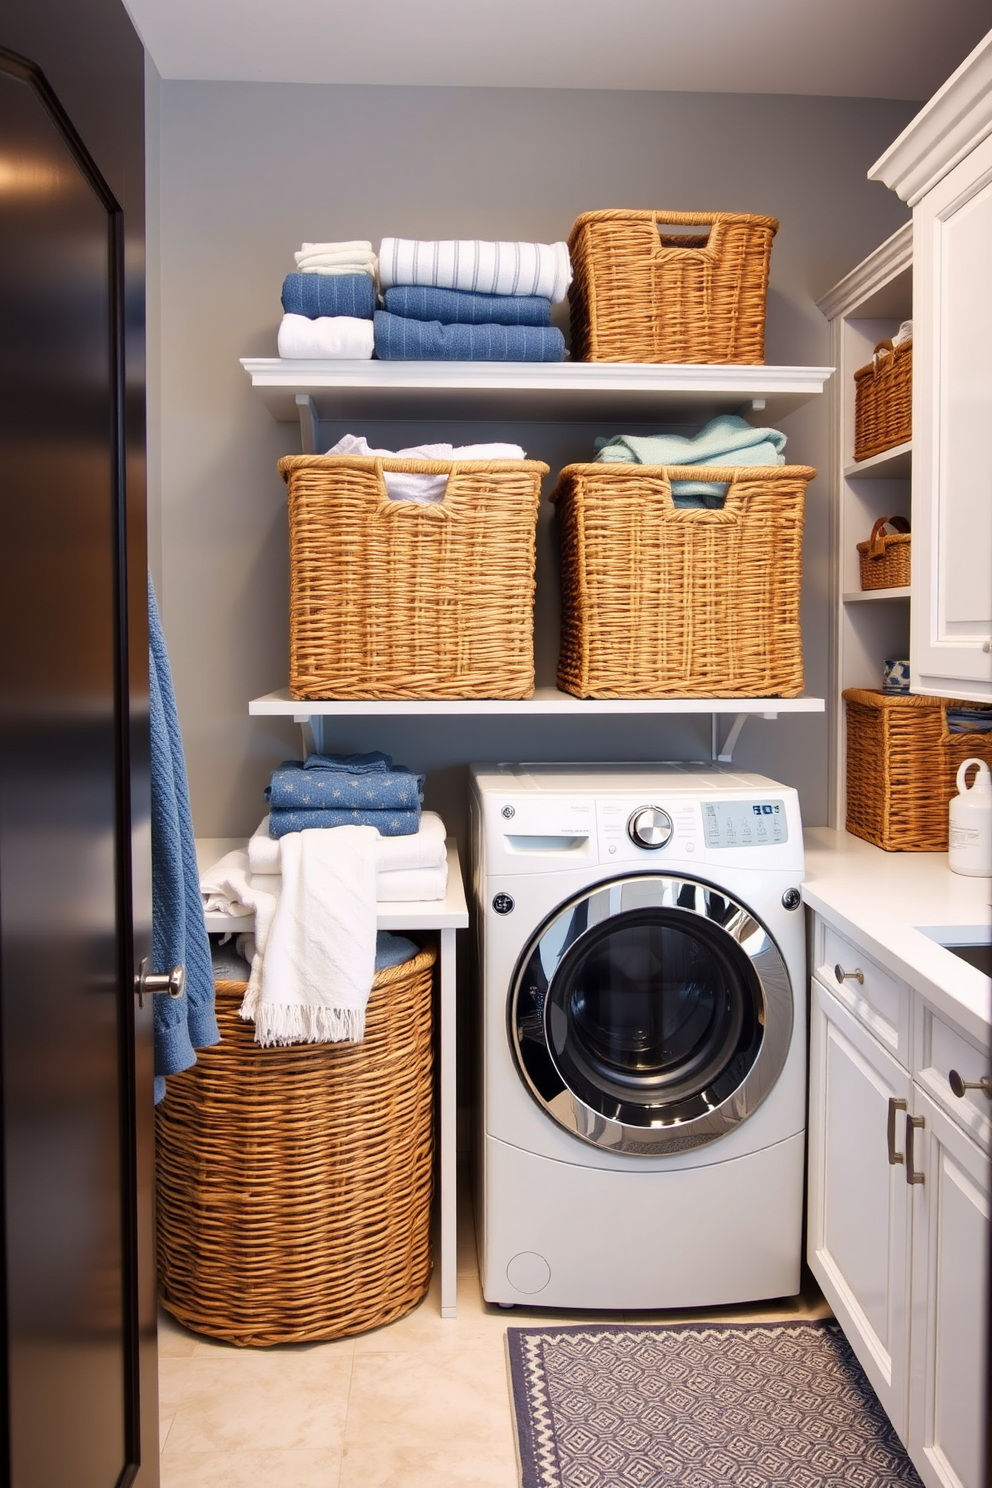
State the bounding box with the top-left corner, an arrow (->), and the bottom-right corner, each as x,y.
493,893 -> 515,915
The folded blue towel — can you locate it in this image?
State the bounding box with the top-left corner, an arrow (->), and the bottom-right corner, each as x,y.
383,285 -> 551,327
375,931 -> 419,970
303,750 -> 393,774
593,414 -> 788,507
373,310 -> 565,362
281,272 -> 376,321
149,578 -> 219,1103
266,759 -> 423,811
268,807 -> 421,839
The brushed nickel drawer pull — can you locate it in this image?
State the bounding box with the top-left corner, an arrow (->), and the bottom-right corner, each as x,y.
906,1114 -> 925,1185
948,1069 -> 992,1101
887,1097 -> 907,1165
834,964 -> 865,986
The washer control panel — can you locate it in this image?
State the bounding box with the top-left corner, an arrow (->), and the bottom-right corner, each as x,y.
702,799 -> 788,847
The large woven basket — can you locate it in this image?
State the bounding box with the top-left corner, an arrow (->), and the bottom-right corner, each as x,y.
857,515 -> 911,591
844,690 -> 992,851
552,463 -> 814,698
283,455 -> 547,700
567,210 -> 778,364
156,947 -> 436,1346
853,338 -> 912,461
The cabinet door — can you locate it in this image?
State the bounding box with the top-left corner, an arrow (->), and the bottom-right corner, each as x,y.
808,978 -> 912,1439
911,130 -> 992,701
907,1088 -> 990,1488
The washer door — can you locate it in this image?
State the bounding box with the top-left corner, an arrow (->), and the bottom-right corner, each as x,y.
510,875 -> 793,1156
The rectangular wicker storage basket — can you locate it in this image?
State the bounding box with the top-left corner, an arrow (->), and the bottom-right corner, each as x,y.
567,209 -> 779,364
857,515 -> 911,590
155,946 -> 436,1346
282,454 -> 548,700
844,689 -> 992,851
853,338 -> 912,461
552,462 -> 815,698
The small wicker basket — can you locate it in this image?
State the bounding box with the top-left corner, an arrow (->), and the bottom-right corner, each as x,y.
283,454 -> 547,700
155,947 -> 436,1346
857,515 -> 911,591
552,462 -> 814,698
567,209 -> 778,364
844,690 -> 992,851
853,338 -> 912,461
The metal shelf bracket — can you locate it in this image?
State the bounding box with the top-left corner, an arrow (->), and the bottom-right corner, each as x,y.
711,710 -> 779,763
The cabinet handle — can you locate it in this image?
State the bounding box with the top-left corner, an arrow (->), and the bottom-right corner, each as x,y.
887,1097 -> 907,1165
834,964 -> 865,986
905,1114 -> 925,1185
948,1069 -> 992,1101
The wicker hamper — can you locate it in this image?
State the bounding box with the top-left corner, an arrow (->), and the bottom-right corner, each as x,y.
853,337 -> 912,461
155,946 -> 436,1346
567,209 -> 778,364
844,690 -> 992,851
857,515 -> 911,591
282,454 -> 548,700
552,462 -> 815,698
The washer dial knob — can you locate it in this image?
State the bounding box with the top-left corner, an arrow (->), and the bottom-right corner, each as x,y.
626,806 -> 673,850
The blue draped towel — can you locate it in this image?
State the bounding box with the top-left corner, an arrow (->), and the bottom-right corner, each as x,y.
373,310 -> 565,362
149,578 -> 219,1103
266,759 -> 424,811
383,285 -> 551,327
593,414 -> 788,507
268,807 -> 421,839
281,272 -> 377,321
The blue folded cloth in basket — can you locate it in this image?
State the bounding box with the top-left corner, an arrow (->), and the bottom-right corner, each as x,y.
373,310 -> 565,362
266,759 -> 424,811
281,272 -> 377,320
383,285 -> 551,327
268,807 -> 421,839
593,414 -> 788,508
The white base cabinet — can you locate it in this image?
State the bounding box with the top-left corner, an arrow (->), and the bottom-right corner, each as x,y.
807,912 -> 990,1488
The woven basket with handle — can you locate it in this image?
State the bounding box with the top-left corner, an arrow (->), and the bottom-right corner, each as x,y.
853,337 -> 912,461
567,209 -> 778,364
156,947 -> 436,1346
857,515 -> 911,591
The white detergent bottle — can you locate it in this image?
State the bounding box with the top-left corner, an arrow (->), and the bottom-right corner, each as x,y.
948,758 -> 992,876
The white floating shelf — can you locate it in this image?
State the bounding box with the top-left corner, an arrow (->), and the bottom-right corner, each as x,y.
249,688 -> 825,718
242,358 -> 833,425
844,441 -> 912,479
843,587 -> 911,603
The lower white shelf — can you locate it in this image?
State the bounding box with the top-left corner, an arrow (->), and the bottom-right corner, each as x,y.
843,587 -> 911,603
248,687 -> 825,718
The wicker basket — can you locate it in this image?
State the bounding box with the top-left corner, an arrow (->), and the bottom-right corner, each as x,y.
156,947 -> 436,1346
552,462 -> 814,698
844,690 -> 992,851
283,455 -> 548,700
567,210 -> 778,364
857,515 -> 911,590
853,338 -> 912,461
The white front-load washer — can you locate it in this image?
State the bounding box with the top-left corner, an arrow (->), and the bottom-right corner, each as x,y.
469,762 -> 807,1312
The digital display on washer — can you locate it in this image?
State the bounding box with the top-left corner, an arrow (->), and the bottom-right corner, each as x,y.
702,800 -> 788,847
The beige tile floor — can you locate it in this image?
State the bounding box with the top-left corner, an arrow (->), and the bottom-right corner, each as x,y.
158,1175 -> 832,1488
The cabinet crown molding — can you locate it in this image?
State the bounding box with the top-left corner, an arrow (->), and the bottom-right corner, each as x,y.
815,222 -> 912,321
868,30 -> 992,206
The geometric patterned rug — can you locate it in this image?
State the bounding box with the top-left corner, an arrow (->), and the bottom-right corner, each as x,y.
506,1320 -> 923,1488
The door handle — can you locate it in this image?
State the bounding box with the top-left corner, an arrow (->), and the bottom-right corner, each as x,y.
905,1113 -> 925,1185
135,958 -> 185,1008
834,964 -> 864,986
948,1069 -> 992,1101
887,1097 -> 907,1165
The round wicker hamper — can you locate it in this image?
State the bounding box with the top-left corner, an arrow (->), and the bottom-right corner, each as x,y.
155,946 -> 435,1346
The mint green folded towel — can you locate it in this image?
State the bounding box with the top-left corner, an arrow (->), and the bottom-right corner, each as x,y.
593,414 -> 787,508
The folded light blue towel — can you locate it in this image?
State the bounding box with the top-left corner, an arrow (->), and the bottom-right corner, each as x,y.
266,759 -> 424,811
374,310 -> 565,362
303,750 -> 393,774
268,807 -> 421,839
384,285 -> 551,327
594,415 -> 788,507
281,272 -> 376,321
375,931 -> 419,970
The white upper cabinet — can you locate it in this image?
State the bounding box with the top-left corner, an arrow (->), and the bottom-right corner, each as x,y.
870,33 -> 992,703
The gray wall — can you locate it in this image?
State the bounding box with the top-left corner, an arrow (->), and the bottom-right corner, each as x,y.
149,81 -> 916,843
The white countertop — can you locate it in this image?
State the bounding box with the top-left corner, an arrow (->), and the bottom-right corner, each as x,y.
802,827 -> 991,1043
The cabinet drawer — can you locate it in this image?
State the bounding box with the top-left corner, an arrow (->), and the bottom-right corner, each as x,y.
814,918 -> 910,1064
914,1002 -> 991,1155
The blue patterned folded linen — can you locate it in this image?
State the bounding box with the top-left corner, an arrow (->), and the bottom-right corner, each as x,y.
373,311 -> 565,362
383,285 -> 551,327
281,273 -> 377,320
266,760 -> 424,811
375,931 -> 419,970
303,750 -> 393,773
268,807 -> 421,839
593,414 -> 788,507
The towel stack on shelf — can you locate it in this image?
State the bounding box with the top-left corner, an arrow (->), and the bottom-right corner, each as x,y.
278,241 -> 377,359
247,809 -> 448,900
264,750 -> 424,838
374,237 -> 570,361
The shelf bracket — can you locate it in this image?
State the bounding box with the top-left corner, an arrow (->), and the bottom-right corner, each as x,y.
295,393 -> 320,455
293,712 -> 319,757
709,710 -> 779,763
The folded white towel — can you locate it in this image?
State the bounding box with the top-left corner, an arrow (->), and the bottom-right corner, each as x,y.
247,811 -> 448,877
199,848 -> 256,918
240,826 -> 378,1047
375,863 -> 447,901
326,433 -> 526,502
296,240 -> 373,258
378,237 -> 572,304
277,314 -> 375,360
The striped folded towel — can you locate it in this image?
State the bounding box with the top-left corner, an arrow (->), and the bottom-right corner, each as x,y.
378,237 -> 572,303
373,311 -> 565,363
383,284 -> 551,327
282,273 -> 377,320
